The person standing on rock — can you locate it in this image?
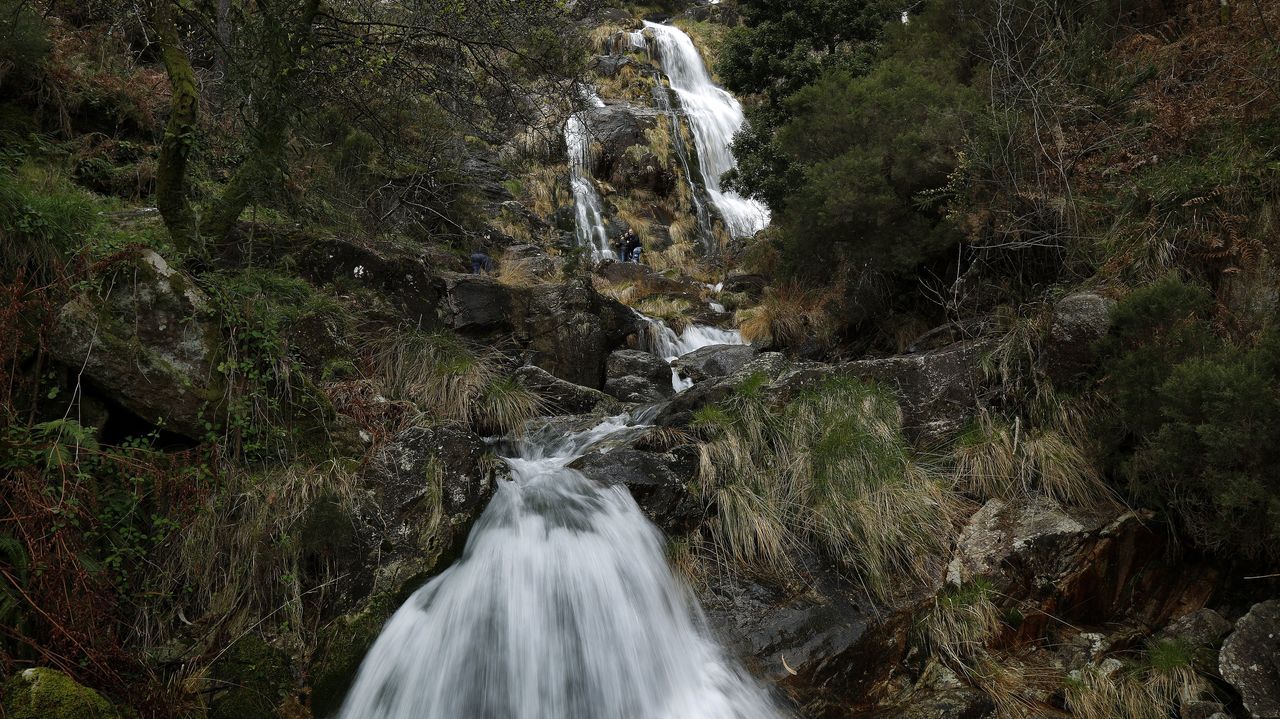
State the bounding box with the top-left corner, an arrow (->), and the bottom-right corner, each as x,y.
622,230 -> 641,263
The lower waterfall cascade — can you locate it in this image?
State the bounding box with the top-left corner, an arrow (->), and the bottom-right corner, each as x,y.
336,327 -> 778,719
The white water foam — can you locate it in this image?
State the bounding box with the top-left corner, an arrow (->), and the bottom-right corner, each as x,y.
335,413 -> 779,719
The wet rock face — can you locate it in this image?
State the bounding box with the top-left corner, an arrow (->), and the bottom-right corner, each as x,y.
843,339 -> 993,443
333,424 -> 502,610
605,374 -> 670,403
439,275 -> 636,390
48,249 -> 219,439
607,349 -> 671,385
294,235 -> 446,329
569,440 -> 699,532
948,498 -> 1217,637
582,102 -> 661,180
1046,291 -> 1116,385
1220,600 -> 1280,718
509,277 -> 636,389
441,272 -> 511,330
671,344 -> 759,384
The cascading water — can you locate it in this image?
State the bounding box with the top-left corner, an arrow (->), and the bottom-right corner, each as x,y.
652,80 -> 716,246
336,407 -> 779,719
644,22 -> 770,238
637,319 -> 746,392
566,90 -> 615,260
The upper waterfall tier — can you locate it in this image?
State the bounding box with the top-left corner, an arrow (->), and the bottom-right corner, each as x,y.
644,22 -> 770,239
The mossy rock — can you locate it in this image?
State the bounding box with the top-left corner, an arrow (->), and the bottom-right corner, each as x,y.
2,668 -> 121,719
208,635 -> 293,719
308,593 -> 399,718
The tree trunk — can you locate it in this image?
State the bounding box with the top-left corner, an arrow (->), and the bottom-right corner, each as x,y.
199,0 -> 322,246
154,0 -> 201,254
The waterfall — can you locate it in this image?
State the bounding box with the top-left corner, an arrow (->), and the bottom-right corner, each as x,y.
335,409 -> 779,719
636,319 -> 745,393
566,90 -> 615,260
651,80 -> 716,247
644,22 -> 770,239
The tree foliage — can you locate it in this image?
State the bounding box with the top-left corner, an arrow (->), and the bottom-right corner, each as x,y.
1099,277 -> 1280,561
150,0 -> 589,256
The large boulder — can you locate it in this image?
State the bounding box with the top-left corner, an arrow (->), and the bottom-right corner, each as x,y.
1046,292 -> 1116,385
700,569 -> 915,711
2,668 -> 120,719
293,235 -> 447,329
509,277 -> 636,388
569,439 -> 700,532
654,352 -> 792,426
605,375 -> 670,404
947,498 -> 1217,639
607,349 -> 671,384
842,339 -> 993,444
671,344 -> 759,384
514,364 -> 620,415
1220,600 -> 1280,718
349,423 -> 502,603
582,102 -> 661,180
440,273 -> 511,330
48,249 -> 220,439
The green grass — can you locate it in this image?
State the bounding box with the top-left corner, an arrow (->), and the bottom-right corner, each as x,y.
696,375 -> 959,597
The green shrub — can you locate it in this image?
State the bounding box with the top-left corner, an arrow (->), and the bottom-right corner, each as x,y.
0,0 -> 51,85
1099,276 -> 1280,560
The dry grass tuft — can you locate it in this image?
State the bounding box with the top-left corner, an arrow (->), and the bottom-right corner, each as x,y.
952,412 -> 1115,509
636,296 -> 695,333
697,375 -> 960,597
370,329 -> 545,435
736,283 -> 836,349
496,255 -> 546,288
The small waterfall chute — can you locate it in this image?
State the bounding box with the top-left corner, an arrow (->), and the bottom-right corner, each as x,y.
336,410 -> 779,719
566,88 -> 615,260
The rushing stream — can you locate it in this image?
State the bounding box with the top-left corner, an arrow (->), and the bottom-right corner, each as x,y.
337,328 -> 777,719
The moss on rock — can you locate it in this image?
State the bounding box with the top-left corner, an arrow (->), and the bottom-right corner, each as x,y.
2,668 -> 121,719
208,635 -> 293,719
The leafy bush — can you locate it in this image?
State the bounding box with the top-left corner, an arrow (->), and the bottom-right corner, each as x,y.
0,0 -> 51,85
0,162 -> 102,282
1099,276 -> 1280,561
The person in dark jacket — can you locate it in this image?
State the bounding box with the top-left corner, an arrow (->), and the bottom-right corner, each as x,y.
470,249 -> 494,274
622,230 -> 641,263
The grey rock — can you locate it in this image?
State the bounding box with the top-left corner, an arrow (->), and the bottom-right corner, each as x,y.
1221,600 -> 1280,718
1046,292 -> 1116,385
514,365 -> 620,415
947,497 -> 1215,637
720,273 -> 767,299
441,273 -> 511,330
352,423 -> 502,599
509,277 -> 636,388
671,344 -> 759,384
1183,701 -> 1230,719
569,442 -> 700,532
844,339 -> 993,444
1158,608 -> 1233,652
607,349 -> 672,385
48,249 -> 220,438
590,54 -> 638,78
293,235 -> 446,328
605,375 -> 668,404
654,351 -> 791,426
582,102 -> 661,179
